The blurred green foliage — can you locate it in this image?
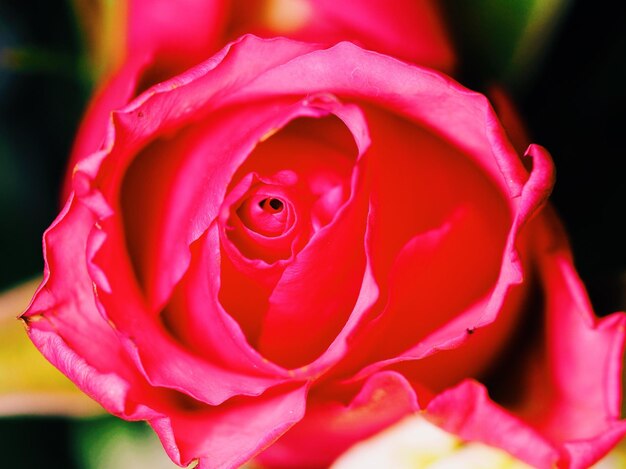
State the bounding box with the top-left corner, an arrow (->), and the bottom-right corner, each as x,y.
443,0 -> 571,91
71,417 -> 181,469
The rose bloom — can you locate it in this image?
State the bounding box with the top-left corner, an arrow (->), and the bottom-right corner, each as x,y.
23,35 -> 625,469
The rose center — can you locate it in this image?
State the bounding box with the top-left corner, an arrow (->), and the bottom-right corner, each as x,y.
235,190 -> 294,239
259,197 -> 284,213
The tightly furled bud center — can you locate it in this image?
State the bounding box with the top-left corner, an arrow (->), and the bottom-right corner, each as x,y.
237,191 -> 291,237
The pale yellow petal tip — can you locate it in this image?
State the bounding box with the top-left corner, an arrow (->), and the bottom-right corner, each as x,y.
331,413 -> 626,469
262,0 -> 312,33
331,415 -> 461,469
426,444 -> 532,469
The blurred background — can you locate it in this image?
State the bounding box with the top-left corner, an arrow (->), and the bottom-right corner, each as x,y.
0,1 -> 624,467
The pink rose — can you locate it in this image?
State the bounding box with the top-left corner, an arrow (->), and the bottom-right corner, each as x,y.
23,36 -> 625,469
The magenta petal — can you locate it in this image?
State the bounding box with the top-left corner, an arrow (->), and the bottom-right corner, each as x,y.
62,56 -> 150,200
163,224 -> 289,379
236,41 -> 528,200
426,380 -> 560,469
21,196 -> 163,420
151,383 -> 309,469
147,104 -> 371,374
89,213 -> 290,405
258,371 -> 420,468
121,99 -> 330,310
307,0 -> 455,71
342,145 -> 554,386
423,209 -> 626,469
231,0 -> 455,73
120,101 -> 359,313
22,196 -> 308,469
127,0 -> 227,70
513,209 -> 626,466
257,155 -> 369,368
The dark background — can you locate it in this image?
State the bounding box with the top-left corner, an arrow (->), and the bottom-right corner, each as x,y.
1,1 -> 624,466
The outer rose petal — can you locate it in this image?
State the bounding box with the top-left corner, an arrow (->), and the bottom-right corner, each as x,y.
231,41 -> 529,201
518,209 -> 626,467
424,210 -> 626,469
21,196 -> 177,424
153,383 -> 309,469
427,380 -> 560,468
258,371 -> 420,468
62,56 -> 148,200
23,196 -> 144,416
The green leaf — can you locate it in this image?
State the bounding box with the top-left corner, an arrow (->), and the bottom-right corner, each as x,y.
443,0 -> 572,90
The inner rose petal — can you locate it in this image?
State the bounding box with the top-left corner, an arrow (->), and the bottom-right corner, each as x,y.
218,114 -> 364,353
324,105 -> 512,385
227,116 -> 356,229
247,197 -> 287,234
222,178 -> 304,263
120,100 -> 324,312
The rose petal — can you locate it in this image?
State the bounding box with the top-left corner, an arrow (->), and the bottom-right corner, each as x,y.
62,56 -> 150,200
128,0 -> 227,72
229,114 -> 359,232
218,114 -> 362,343
488,86 -> 531,155
258,371 -> 420,468
332,145 -> 554,390
423,210 -> 626,469
151,383 -> 309,468
230,0 -> 455,72
254,107 -> 371,368
426,380 -> 560,469
155,99 -> 371,370
513,209 -> 626,467
257,164 -> 369,368
162,224 -> 289,380
117,98 -> 360,315
356,106 -> 510,356
90,211 -> 291,405
21,196 -> 165,420
233,40 -> 528,202
120,99 -> 330,310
